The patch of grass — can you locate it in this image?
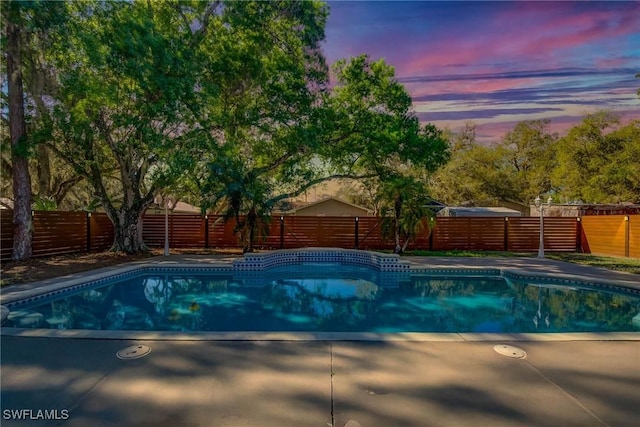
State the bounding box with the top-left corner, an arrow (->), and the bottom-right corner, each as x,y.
546,253 -> 640,275
399,249 -> 640,274
403,250 -> 535,258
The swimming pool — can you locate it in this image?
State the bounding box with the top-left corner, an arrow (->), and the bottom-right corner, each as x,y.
4,263 -> 639,334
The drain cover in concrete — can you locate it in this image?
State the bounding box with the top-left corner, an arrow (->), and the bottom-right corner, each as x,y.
117,345 -> 151,360
493,344 -> 526,359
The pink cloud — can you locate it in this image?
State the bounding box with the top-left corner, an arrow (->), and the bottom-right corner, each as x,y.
400,2 -> 639,78
490,4 -> 640,64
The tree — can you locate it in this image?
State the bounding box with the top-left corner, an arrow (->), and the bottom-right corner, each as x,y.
191,0 -> 330,252
379,175 -> 433,254
430,120 -> 557,206
38,1 -> 226,252
3,1 -> 33,260
199,54 -> 449,252
429,132 -> 517,206
2,1 -> 90,228
498,119 -> 558,204
553,113 -> 640,203
322,56 -> 448,179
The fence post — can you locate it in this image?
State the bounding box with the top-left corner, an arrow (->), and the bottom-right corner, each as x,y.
625,215 -> 630,258
204,215 -> 209,249
354,217 -> 359,249
280,216 -> 285,249
576,217 -> 582,253
503,217 -> 509,251
428,217 -> 434,251
86,211 -> 91,252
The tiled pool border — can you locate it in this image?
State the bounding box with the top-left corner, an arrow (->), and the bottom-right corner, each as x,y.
2,249 -> 639,341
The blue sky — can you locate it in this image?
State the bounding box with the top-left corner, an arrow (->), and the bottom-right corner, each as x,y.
322,1 -> 640,143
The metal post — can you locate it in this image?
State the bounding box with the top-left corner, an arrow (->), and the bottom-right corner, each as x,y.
204,215 -> 209,249
536,196 -> 552,259
280,216 -> 285,249
624,215 -> 630,258
428,217 -> 434,251
538,205 -> 544,258
503,216 -> 508,251
354,216 -> 359,249
164,201 -> 169,256
86,212 -> 92,252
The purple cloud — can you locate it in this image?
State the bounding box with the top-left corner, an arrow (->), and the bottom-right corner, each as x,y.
323,1 -> 640,143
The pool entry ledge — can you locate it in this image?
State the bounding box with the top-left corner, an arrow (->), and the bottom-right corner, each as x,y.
232,247 -> 411,272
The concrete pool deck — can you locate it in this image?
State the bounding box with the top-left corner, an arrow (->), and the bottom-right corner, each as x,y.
1,255 -> 639,426
1,337 -> 639,426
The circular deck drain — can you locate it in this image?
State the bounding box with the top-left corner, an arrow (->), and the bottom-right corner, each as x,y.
116,345 -> 151,360
493,344 -> 526,359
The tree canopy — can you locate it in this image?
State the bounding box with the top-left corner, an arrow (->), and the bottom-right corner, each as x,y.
430,114 -> 640,206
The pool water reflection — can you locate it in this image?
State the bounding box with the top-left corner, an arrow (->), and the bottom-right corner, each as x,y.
6,265 -> 640,333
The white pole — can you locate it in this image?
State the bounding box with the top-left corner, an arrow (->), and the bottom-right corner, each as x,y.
537,204 -> 544,259
535,196 -> 544,259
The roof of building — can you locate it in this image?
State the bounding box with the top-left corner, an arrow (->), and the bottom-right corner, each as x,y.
146,201 -> 201,214
287,197 -> 372,214
437,206 -> 522,217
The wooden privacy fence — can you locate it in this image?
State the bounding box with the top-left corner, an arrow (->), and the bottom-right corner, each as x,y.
580,215 -> 639,258
1,211 -> 114,261
1,210 -> 638,261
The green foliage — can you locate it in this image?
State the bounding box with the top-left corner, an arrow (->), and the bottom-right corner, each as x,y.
322,55 -> 449,177
198,51 -> 449,252
553,113 -> 640,203
31,195 -> 56,211
432,113 -> 639,206
499,119 -> 558,203
379,175 -> 435,254
190,1 -> 330,252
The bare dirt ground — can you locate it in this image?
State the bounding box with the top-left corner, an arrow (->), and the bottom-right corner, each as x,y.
0,248 -> 243,286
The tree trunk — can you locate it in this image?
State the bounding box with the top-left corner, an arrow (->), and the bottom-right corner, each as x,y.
6,16 -> 33,261
244,207 -> 257,253
36,144 -> 52,197
393,195 -> 403,254
110,208 -> 148,253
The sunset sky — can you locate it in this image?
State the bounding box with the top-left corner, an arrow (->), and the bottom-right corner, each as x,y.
322,1 -> 640,143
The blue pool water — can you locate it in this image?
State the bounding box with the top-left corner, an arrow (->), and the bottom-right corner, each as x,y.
5,264 -> 640,333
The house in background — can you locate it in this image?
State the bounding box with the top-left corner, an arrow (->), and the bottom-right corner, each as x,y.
282,197 -> 372,217
437,206 -> 522,217
530,203 -> 640,217
145,201 -> 201,215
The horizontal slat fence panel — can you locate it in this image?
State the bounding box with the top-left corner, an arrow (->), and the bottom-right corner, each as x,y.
507,217 -> 542,251
89,213 -> 114,251
256,217 -> 281,248
281,216 -> 320,248
433,217 -> 505,251
541,217 -> 577,252
207,216 -> 239,248
505,217 -> 577,252
630,216 -> 639,259
357,217 -> 392,250
32,211 -> 87,257
432,218 -> 467,250
1,209 -> 635,260
1,209 -> 14,261
581,215 -> 627,257
142,214 -> 206,248
141,214 -> 166,248
169,215 -> 205,248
